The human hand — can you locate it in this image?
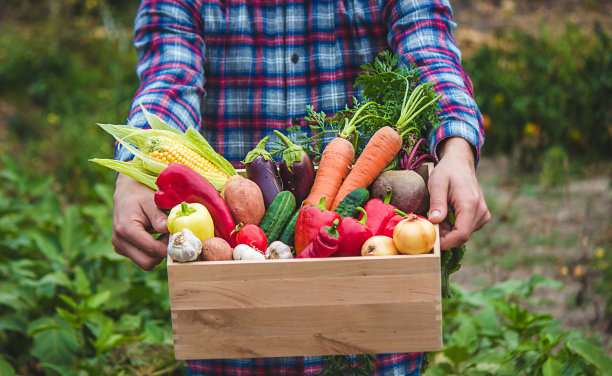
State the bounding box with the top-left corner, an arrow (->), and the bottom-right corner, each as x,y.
112,173 -> 169,270
427,137 -> 491,249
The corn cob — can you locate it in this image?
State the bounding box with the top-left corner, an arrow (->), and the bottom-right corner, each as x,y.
145,136 -> 229,178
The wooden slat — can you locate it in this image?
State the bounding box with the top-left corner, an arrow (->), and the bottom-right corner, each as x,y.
172,301 -> 442,359
168,254 -> 439,282
169,273 -> 440,310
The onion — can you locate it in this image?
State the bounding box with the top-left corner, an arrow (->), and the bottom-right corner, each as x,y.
361,236 -> 399,256
393,214 -> 436,255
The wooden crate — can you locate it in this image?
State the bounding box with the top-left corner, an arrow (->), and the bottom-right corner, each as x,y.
167,231 -> 442,360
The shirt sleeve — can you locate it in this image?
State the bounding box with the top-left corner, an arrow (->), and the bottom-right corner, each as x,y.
116,0 -> 205,162
381,0 -> 484,164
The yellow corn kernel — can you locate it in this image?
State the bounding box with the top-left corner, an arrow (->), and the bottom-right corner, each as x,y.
146,136 -> 228,178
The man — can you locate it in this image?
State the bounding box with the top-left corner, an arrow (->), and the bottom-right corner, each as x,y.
112,0 -> 490,374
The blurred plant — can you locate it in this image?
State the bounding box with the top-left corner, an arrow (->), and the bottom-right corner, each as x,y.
540,145 -> 570,188
590,246 -> 612,338
465,22 -> 612,163
0,155 -> 184,375
0,1 -> 138,200
424,275 -> 612,375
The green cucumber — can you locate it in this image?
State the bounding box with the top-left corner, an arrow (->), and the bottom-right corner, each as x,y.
279,208 -> 300,246
259,191 -> 296,243
333,188 -> 369,218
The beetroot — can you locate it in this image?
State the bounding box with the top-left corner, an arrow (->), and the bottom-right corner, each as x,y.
370,170 -> 429,216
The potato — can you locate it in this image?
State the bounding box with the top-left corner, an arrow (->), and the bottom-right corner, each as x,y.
370,170 -> 429,216
201,237 -> 233,261
223,178 -> 266,225
221,174 -> 245,199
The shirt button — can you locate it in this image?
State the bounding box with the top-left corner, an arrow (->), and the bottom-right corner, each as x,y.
292,118 -> 301,126
291,54 -> 299,64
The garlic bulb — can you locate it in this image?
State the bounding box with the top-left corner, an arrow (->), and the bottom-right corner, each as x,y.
265,241 -> 294,259
167,228 -> 202,262
233,244 -> 265,260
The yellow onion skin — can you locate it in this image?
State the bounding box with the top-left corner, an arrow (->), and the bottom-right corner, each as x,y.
393,215 -> 436,255
361,236 -> 399,256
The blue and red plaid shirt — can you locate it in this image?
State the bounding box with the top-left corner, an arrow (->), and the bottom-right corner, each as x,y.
120,0 -> 483,374
117,0 -> 484,166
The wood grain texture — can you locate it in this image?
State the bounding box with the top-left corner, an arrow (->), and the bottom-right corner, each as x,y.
172,301 -> 442,359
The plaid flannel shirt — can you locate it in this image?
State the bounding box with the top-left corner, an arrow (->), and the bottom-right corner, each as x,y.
121,0 -> 483,374
117,0 -> 484,166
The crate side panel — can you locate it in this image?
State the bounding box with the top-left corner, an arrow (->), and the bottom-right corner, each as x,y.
172,301 -> 442,359
170,273 -> 440,310
168,255 -> 439,283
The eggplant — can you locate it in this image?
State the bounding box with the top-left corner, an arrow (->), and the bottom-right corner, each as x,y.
243,137 -> 283,209
274,130 -> 315,205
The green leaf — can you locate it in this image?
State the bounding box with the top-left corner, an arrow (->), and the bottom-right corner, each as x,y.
0,356 -> 16,376
450,319 -> 478,353
29,316 -> 79,366
0,315 -> 27,334
58,294 -> 78,310
116,313 -> 142,332
30,233 -> 63,266
39,362 -> 81,376
93,183 -> 114,208
73,266 -> 91,297
83,238 -> 122,262
567,339 -> 612,375
542,357 -> 563,376
444,345 -> 471,366
59,206 -> 80,265
87,290 -> 111,309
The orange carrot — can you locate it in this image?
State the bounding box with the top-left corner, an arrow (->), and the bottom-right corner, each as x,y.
331,126 -> 403,209
304,137 -> 355,210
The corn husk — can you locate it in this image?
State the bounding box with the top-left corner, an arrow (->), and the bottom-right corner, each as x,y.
90,106 -> 235,191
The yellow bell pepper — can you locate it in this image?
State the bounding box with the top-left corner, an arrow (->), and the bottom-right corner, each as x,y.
167,202 -> 214,242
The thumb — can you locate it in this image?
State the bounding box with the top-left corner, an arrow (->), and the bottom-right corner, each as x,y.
143,200 -> 169,234
427,176 -> 449,224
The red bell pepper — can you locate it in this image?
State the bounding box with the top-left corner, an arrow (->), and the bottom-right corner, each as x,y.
384,209 -> 428,238
297,219 -> 341,258
334,207 -> 373,257
358,188 -> 398,236
294,197 -> 341,255
154,163 -> 236,246
382,214 -> 404,238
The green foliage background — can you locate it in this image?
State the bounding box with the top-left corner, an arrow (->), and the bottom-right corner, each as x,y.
0,1 -> 611,375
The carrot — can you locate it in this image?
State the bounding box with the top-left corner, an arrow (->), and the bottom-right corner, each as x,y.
303,137 -> 355,210
331,126 -> 403,209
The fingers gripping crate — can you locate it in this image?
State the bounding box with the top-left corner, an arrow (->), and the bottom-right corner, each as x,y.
167,236 -> 442,360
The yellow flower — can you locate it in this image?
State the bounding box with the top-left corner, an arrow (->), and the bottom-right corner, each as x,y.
560,265 -> 569,276
524,122 -> 540,136
594,247 -> 605,259
46,113 -> 59,125
569,130 -> 583,142
494,93 -> 505,106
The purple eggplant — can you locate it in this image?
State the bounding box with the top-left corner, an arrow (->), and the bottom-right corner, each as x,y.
274,130 -> 315,205
243,137 -> 283,209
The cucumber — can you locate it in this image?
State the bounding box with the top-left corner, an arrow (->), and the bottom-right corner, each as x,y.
279,207 -> 300,246
259,191 -> 296,243
333,188 -> 369,218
